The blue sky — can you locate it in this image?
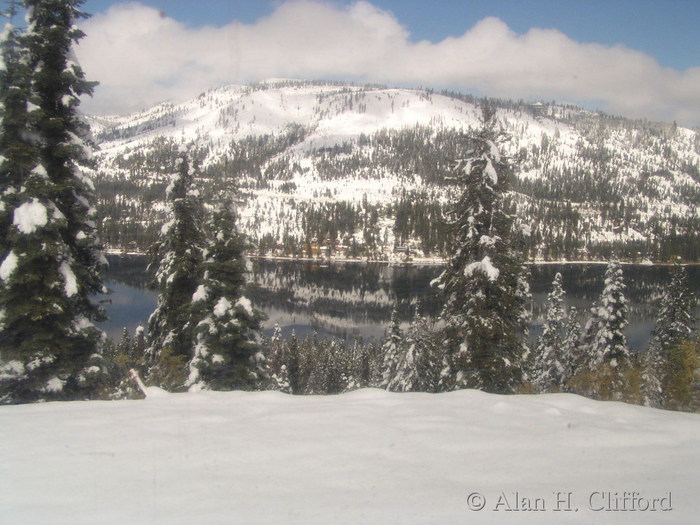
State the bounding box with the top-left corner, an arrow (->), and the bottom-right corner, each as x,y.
70,0 -> 699,124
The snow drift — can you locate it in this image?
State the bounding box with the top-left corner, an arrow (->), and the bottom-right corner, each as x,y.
1,389 -> 698,524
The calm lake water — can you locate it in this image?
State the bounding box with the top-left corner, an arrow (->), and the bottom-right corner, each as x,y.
100,255 -> 700,351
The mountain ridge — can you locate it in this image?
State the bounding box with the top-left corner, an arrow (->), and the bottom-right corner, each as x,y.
88,80 -> 700,262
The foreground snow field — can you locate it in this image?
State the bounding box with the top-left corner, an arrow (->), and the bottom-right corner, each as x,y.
2,389 -> 698,524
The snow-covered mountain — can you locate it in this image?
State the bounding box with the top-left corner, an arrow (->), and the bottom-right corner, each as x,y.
89,80 -> 700,261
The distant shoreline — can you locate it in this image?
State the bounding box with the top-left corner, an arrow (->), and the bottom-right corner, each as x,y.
103,249 -> 698,267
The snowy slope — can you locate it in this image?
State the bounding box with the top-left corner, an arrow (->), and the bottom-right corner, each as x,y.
92,82 -> 481,152
2,389 -> 698,524
89,80 -> 700,259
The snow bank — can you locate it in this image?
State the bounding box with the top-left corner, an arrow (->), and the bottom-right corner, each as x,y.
1,390 -> 698,524
143,386 -> 170,398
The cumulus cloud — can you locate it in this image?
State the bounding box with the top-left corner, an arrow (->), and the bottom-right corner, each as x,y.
76,0 -> 700,125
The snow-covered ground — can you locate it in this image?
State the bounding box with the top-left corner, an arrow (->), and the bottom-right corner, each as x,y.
2,389 -> 698,524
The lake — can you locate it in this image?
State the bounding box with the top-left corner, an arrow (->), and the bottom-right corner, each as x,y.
100,255 -> 700,351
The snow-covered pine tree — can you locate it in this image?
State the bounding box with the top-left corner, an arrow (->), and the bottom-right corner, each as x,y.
387,308 -> 442,393
643,259 -> 697,407
146,151 -> 205,389
298,331 -> 319,393
266,323 -> 290,392
575,261 -> 630,399
116,326 -> 131,356
186,198 -> 265,391
0,0 -> 108,404
581,261 -> 629,368
134,324 -> 145,354
344,339 -> 362,392
561,306 -> 582,385
327,340 -> 348,394
285,329 -> 302,394
351,339 -> 380,388
306,338 -> 346,394
649,259 -> 696,354
104,326 -> 143,400
532,272 -> 567,391
380,305 -> 403,388
433,103 -> 530,394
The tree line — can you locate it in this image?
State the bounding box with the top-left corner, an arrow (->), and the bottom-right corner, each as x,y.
93,117 -> 700,262
0,1 -> 697,411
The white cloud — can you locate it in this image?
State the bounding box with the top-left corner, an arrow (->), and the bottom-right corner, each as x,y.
76,0 -> 700,126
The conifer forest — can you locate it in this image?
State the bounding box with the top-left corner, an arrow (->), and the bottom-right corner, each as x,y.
1,0 -> 698,412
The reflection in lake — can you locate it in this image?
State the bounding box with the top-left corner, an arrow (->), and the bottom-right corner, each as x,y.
99,255 -> 157,342
248,260 -> 444,342
100,255 -> 699,351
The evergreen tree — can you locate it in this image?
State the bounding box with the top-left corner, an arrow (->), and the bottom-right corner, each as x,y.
532,272 -> 567,391
661,340 -> 700,412
351,339 -> 379,388
561,306 -> 582,385
434,103 -> 530,394
343,339 -> 362,391
0,0 -> 107,404
380,305 -> 403,388
186,198 -> 265,391
146,151 -> 205,388
284,330 -> 302,394
266,324 -> 290,391
134,324 -> 146,354
581,261 -> 629,369
103,326 -> 143,400
649,259 -> 696,354
643,259 -> 697,407
388,309 -> 442,393
117,326 -> 131,353
298,331 -> 319,393
306,338 -> 346,394
574,261 -> 630,399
